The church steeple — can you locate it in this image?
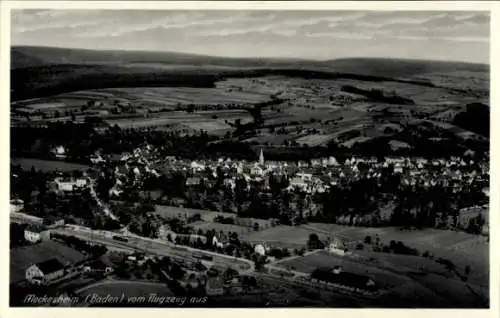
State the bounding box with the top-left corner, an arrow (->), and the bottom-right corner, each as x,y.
259,148 -> 265,166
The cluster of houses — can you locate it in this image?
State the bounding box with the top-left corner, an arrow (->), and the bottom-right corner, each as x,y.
89,143 -> 488,204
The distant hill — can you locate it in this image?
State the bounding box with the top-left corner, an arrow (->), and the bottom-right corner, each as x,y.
321,57 -> 489,78
11,46 -> 489,76
10,46 -> 311,70
10,46 -> 489,101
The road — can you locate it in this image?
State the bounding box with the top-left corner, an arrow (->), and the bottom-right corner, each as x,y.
88,180 -> 119,221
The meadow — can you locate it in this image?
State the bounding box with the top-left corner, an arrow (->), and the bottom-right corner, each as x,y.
242,225 -> 324,249
300,223 -> 489,286
154,205 -> 271,228
278,251 -> 409,289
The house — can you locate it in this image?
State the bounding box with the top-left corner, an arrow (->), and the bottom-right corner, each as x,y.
288,177 -> 308,190
394,166 -> 403,174
90,154 -> 106,164
10,199 -> 24,213
75,178 -> 88,188
26,258 -> 66,285
54,177 -> 77,192
205,277 -> 224,296
186,177 -> 202,187
250,166 -> 264,176
189,234 -> 208,245
296,172 -> 313,181
43,215 -> 65,227
83,259 -> 113,275
328,238 -> 350,256
52,146 -> 67,159
190,161 -> 205,172
109,186 -> 123,198
24,224 -> 50,243
457,206 -> 488,231
223,178 -> 236,189
328,156 -> 339,166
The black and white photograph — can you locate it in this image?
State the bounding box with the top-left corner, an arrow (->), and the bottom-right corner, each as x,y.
5,2 -> 494,310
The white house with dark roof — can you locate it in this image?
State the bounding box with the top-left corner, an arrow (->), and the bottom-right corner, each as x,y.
26,258 -> 66,285
52,146 -> 67,159
24,224 -> 50,243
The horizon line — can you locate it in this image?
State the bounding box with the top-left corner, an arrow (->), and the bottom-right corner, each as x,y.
11,44 -> 491,66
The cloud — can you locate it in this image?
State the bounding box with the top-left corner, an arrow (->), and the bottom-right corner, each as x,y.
442,36 -> 489,43
305,32 -> 373,40
10,10 -> 490,63
392,34 -> 489,43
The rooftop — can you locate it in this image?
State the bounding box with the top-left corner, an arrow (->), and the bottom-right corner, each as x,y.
36,258 -> 65,274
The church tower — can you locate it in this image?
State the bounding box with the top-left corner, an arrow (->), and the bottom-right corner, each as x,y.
259,148 -> 265,166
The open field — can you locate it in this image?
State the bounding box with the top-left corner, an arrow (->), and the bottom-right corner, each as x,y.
105,87 -> 270,106
302,223 -> 488,250
278,251 -> 409,289
242,225 -> 324,249
276,250 -> 487,307
11,157 -> 90,172
154,205 -> 236,221
11,47 -> 489,155
190,221 -> 255,236
153,205 -> 269,226
300,223 -> 489,286
10,241 -> 85,284
105,111 -> 250,134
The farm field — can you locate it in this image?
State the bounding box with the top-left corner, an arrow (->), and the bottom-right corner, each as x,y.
300,223 -> 489,286
103,87 -> 270,106
11,157 -> 90,172
190,221 -> 255,236
10,241 -> 85,284
153,205 -> 271,227
276,250 -> 486,307
278,251 -> 409,289
154,205 -> 236,221
242,225 -> 324,249
301,223 -> 488,251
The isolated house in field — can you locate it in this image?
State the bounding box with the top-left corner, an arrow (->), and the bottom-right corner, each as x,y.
328,238 -> 351,256
52,145 -> 67,159
26,258 -> 65,285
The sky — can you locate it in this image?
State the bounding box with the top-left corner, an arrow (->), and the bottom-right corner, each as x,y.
11,10 -> 490,64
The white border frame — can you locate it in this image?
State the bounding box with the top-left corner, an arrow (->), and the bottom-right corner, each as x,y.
1,2 -> 498,318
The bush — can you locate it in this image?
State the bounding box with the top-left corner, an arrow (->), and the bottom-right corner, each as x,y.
364,235 -> 372,244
